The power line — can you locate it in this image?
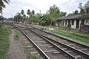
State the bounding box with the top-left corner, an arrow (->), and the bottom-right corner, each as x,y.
60,0 -> 73,6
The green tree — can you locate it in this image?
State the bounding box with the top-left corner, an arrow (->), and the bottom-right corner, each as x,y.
40,14 -> 50,26
60,12 -> 66,16
79,3 -> 85,14
27,9 -> 31,17
84,1 -> 89,13
0,0 -> 9,13
23,14 -> 27,22
28,10 -> 38,23
14,13 -> 22,22
28,12 -> 42,24
32,10 -> 35,16
0,16 -> 4,22
21,9 -> 24,16
48,5 -> 60,26
73,10 -> 78,14
84,1 -> 89,23
21,9 -> 25,23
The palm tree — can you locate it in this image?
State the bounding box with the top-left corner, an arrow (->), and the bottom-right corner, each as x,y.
21,9 -> 24,16
27,9 -> 31,17
0,0 -> 10,13
21,9 -> 25,22
32,10 -> 35,16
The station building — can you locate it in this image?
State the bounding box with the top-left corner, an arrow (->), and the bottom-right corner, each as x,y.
56,14 -> 89,29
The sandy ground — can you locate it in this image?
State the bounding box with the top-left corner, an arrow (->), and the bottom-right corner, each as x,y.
6,29 -> 27,59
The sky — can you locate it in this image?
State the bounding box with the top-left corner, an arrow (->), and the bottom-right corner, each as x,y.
2,0 -> 88,18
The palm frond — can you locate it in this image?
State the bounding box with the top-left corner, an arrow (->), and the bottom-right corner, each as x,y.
0,1 -> 5,8
3,0 -> 10,3
0,7 -> 2,13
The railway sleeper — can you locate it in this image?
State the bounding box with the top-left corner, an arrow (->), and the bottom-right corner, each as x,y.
42,35 -> 89,58
44,50 -> 58,53
80,48 -> 88,51
23,25 -> 88,58
30,29 -> 76,59
36,32 -> 89,59
30,51 -> 38,54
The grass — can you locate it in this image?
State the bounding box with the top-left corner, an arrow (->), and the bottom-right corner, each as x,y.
24,43 -> 43,59
15,29 -> 21,40
52,27 -> 89,43
32,25 -> 89,44
28,54 -> 43,59
0,24 -> 11,59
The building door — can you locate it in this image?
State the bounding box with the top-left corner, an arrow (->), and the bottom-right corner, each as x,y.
81,20 -> 84,24
68,20 -> 71,28
76,20 -> 79,29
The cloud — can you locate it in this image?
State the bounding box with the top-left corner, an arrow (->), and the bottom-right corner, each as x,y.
2,0 -> 88,18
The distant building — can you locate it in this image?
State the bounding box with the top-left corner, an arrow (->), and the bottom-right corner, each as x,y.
56,14 -> 89,29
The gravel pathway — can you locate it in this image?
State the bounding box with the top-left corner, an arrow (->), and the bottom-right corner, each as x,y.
6,29 -> 27,59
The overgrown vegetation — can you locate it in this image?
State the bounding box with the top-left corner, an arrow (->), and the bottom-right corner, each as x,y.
15,29 -> 21,40
0,24 -> 11,59
14,5 -> 66,26
33,25 -> 89,44
52,27 -> 89,44
0,0 -> 10,13
28,54 -> 42,59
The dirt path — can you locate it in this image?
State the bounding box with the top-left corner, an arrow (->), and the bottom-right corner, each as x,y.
6,29 -> 27,59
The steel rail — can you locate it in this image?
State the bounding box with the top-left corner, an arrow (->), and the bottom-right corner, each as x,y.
29,26 -> 89,59
15,26 -> 50,59
29,28 -> 78,59
15,25 -> 75,59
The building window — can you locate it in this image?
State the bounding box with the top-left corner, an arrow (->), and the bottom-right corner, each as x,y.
72,20 -> 74,25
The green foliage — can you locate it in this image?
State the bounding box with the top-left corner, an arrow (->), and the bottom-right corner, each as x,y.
15,29 -> 21,40
48,5 -> 60,24
14,13 -> 22,22
28,16 -> 38,22
21,9 -> 24,15
32,10 -> 35,16
33,25 -> 89,44
78,3 -> 85,14
28,54 -> 42,59
80,8 -> 85,14
73,10 -> 78,14
0,0 -> 10,13
79,1 -> 89,14
28,12 -> 41,23
52,27 -> 89,44
40,20 -> 46,25
0,25 -> 10,59
40,14 -> 50,26
20,9 -> 27,23
27,5 -> 66,26
60,12 -> 66,17
47,5 -> 66,26
85,1 -> 89,13
0,16 -> 4,21
27,9 -> 31,17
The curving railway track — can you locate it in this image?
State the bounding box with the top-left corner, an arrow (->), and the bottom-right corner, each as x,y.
14,24 -> 89,59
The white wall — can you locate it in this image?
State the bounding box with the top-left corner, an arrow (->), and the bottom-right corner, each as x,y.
64,20 -> 68,27
61,19 -> 88,29
71,20 -> 76,29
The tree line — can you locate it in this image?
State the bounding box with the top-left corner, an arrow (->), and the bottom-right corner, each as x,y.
14,5 -> 66,26
0,0 -> 89,26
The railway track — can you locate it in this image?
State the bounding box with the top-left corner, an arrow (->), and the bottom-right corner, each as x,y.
15,24 -> 74,59
15,24 -> 89,59
26,24 -> 89,59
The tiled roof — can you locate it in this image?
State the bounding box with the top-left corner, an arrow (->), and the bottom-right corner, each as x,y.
57,14 -> 89,21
